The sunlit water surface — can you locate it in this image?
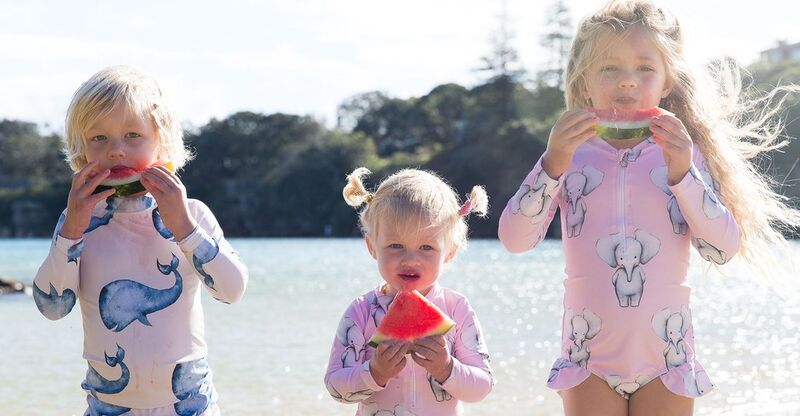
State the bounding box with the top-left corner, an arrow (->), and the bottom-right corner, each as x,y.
1,239 -> 798,415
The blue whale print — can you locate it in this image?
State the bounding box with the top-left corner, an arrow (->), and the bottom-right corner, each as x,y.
152,208 -> 176,240
85,394 -> 131,416
33,282 -> 77,320
67,239 -> 84,264
52,212 -> 85,263
192,239 -> 219,291
99,254 -> 183,332
172,359 -> 214,416
85,200 -> 117,234
81,345 -> 130,396
52,212 -> 67,242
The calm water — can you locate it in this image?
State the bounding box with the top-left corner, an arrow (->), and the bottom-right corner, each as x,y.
1,238 -> 799,415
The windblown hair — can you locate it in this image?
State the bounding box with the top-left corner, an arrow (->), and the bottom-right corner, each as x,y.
565,0 -> 800,278
64,65 -> 191,171
343,167 -> 488,249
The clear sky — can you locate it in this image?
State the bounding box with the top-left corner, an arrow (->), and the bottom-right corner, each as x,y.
1,0 -> 795,131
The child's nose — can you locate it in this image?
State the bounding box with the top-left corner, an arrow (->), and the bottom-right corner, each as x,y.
107,142 -> 125,159
401,251 -> 421,264
618,76 -> 637,89
108,149 -> 125,159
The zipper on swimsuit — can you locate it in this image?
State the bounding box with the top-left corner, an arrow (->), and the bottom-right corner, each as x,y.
618,149 -> 630,245
410,361 -> 417,407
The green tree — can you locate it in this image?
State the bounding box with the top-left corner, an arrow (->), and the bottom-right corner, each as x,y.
538,0 -> 573,89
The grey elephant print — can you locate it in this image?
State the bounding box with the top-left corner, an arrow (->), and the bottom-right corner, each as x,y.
685,369 -> 715,397
99,254 -> 183,332
563,165 -> 604,238
373,405 -> 418,416
618,148 -> 642,167
325,378 -> 374,404
547,358 -> 574,383
428,373 -> 453,402
172,358 -> 214,416
692,238 -> 727,264
606,374 -> 651,399
510,171 -> 556,224
336,316 -> 366,368
81,344 -> 130,396
369,292 -> 393,327
460,319 -> 490,361
690,163 -> 725,219
596,229 -> 661,307
650,166 -> 688,235
565,308 -> 602,368
652,305 -> 691,369
33,282 -> 76,320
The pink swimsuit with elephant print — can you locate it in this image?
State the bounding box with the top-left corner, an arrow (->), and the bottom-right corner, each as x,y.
498,136 -> 740,399
324,283 -> 494,415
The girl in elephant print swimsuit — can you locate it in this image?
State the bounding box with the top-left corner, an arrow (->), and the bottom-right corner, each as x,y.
499,1 -> 800,415
325,168 -> 494,416
33,66 -> 248,415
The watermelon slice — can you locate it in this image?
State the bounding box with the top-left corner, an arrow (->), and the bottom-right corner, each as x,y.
368,290 -> 455,347
590,107 -> 670,140
93,161 -> 175,197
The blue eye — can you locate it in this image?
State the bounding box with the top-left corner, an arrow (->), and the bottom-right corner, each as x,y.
91,135 -> 107,142
389,243 -> 403,249
639,66 -> 655,72
601,65 -> 618,72
125,132 -> 141,139
420,245 -> 434,251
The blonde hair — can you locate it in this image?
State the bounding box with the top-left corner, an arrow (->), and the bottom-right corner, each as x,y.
343,167 -> 488,249
64,65 -> 191,171
565,0 -> 800,281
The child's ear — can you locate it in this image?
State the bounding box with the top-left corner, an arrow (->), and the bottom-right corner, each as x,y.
444,244 -> 459,263
365,235 -> 378,260
662,80 -> 673,99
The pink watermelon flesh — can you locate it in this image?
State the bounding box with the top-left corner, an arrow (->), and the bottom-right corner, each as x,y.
368,290 -> 455,347
589,107 -> 671,140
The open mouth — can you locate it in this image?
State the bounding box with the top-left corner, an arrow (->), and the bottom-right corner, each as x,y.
108,166 -> 140,179
613,97 -> 636,105
398,272 -> 421,282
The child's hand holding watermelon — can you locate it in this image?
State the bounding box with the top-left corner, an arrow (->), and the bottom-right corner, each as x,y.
649,113 -> 693,185
140,164 -> 197,241
411,335 -> 454,383
60,161 -> 117,239
542,108 -> 599,179
369,340 -> 412,387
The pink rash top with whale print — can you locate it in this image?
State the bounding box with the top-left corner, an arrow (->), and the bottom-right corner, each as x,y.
33,196 -> 248,410
498,135 -> 740,399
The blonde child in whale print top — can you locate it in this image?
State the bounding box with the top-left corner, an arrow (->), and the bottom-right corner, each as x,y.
33,65 -> 248,415
325,168 -> 494,416
499,1 -> 800,415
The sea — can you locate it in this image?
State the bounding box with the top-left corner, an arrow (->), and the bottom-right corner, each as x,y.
1,238 -> 798,415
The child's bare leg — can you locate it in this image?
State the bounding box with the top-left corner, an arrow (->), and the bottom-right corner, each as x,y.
561,373 -> 627,416
629,377 -> 693,416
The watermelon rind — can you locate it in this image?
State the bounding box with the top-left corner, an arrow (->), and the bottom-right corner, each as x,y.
94,180 -> 147,197
594,125 -> 652,140
589,107 -> 670,140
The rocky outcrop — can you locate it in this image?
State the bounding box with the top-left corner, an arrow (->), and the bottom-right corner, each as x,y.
0,277 -> 31,296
